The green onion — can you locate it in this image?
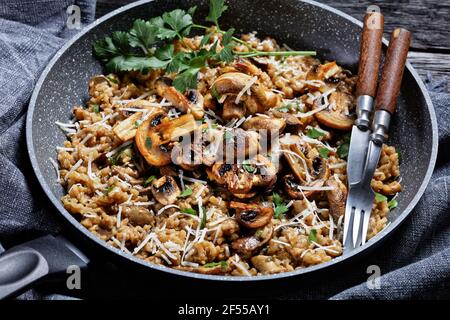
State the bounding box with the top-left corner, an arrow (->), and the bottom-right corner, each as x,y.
179,187 -> 193,198
308,229 -> 317,243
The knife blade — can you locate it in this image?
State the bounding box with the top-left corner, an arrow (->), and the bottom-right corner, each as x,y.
343,12 -> 384,246
357,28 -> 412,246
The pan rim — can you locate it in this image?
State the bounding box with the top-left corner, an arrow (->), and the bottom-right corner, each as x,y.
26,0 -> 438,282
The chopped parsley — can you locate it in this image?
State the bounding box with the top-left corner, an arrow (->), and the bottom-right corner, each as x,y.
242,160 -> 256,173
92,104 -> 100,113
375,192 -> 388,203
104,186 -> 115,195
308,229 -> 317,243
181,207 -> 197,215
223,130 -> 233,142
319,147 -> 330,159
273,192 -> 289,219
307,127 -> 325,139
388,199 -> 398,210
203,261 -> 227,269
179,187 -> 193,198
145,137 -> 152,150
337,133 -> 350,159
200,206 -> 207,228
143,175 -> 155,187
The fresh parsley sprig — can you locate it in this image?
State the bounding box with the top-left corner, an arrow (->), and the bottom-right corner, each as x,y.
93,0 -> 316,93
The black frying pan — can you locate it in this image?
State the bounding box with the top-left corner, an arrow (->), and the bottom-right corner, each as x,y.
0,0 -> 438,299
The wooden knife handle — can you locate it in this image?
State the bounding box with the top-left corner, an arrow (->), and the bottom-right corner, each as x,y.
356,12 -> 384,97
375,28 -> 412,114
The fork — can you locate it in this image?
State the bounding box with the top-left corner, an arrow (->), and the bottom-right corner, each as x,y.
343,28 -> 412,251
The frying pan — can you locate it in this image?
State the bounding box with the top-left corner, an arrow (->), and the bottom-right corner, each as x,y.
0,0 -> 438,299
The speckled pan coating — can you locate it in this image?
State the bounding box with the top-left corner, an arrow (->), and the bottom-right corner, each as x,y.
26,0 -> 438,281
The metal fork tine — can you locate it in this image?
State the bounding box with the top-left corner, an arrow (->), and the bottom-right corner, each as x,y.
360,206 -> 373,245
352,208 -> 362,248
343,201 -> 354,245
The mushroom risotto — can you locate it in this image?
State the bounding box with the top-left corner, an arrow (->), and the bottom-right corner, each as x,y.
53,1 -> 401,276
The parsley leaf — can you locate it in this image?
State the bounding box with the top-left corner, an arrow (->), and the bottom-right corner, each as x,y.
173,67 -> 201,92
181,207 -> 197,215
145,137 -> 152,150
92,104 -> 100,113
319,147 -> 330,159
337,133 -> 351,159
388,199 -> 398,210
242,160 -> 256,173
179,187 -> 193,198
273,192 -> 289,219
128,19 -> 158,52
200,206 -> 207,228
204,261 -> 227,268
143,175 -> 155,187
162,9 -> 193,37
307,127 -> 325,139
375,192 -> 388,203
104,186 -> 115,195
308,229 -> 317,243
223,130 -> 233,142
205,0 -> 228,28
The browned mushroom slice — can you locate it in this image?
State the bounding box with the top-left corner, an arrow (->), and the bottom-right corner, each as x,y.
88,75 -> 110,96
151,176 -> 181,205
231,223 -> 273,257
325,178 -> 347,218
211,72 -> 254,95
252,83 -> 281,110
315,92 -> 355,131
113,112 -> 143,141
271,109 -> 301,126
207,163 -> 235,185
231,201 -> 273,229
185,89 -> 205,119
159,114 -> 198,142
232,191 -> 257,199
283,174 -> 325,200
155,77 -> 205,119
225,169 -> 253,194
251,155 -> 277,188
306,61 -> 341,81
242,115 -> 286,132
280,135 -> 309,182
135,111 -> 172,167
121,206 -> 154,226
222,95 -> 246,121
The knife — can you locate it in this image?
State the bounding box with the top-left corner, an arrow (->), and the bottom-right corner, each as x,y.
353,28 -> 412,247
343,12 -> 384,246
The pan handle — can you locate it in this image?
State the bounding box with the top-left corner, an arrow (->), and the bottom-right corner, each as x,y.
0,235 -> 89,299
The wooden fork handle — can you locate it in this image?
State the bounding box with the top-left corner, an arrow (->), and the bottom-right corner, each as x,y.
375,28 -> 412,114
356,12 -> 384,97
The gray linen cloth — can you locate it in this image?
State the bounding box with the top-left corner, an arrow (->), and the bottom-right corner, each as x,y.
1,0 -> 449,300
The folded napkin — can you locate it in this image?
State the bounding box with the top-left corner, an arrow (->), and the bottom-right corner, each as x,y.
1,0 -> 449,300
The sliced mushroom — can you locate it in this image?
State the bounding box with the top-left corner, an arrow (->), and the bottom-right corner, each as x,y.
121,206 -> 154,226
135,111 -> 172,167
159,114 -> 198,142
231,201 -> 273,229
325,178 -> 347,218
207,163 -> 234,185
231,223 -> 273,257
88,75 -> 111,96
155,77 -> 204,119
222,95 -> 246,121
251,155 -> 277,188
151,176 -> 181,205
252,83 -> 281,110
283,174 -> 325,200
306,61 -> 341,81
315,92 -> 355,131
242,115 -> 286,132
113,112 -> 143,141
211,72 -> 254,95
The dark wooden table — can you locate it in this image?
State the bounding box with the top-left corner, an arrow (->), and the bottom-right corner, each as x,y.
96,0 -> 449,88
